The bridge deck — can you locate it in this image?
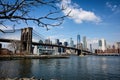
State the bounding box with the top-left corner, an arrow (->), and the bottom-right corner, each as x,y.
0,38 -> 91,53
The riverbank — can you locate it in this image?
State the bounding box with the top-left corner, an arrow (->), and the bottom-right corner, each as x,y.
0,77 -> 57,80
0,55 -> 69,60
96,53 -> 120,56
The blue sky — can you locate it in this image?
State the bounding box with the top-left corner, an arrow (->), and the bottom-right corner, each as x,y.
0,0 -> 120,49
38,0 -> 120,46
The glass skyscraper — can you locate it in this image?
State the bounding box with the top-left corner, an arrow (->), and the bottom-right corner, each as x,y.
98,38 -> 106,51
83,36 -> 87,50
70,38 -> 74,47
77,34 -> 81,49
55,39 -> 59,45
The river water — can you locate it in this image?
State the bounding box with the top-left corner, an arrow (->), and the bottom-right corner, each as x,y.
0,55 -> 120,80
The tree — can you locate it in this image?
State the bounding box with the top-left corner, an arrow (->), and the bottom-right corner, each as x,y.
8,40 -> 21,54
0,0 -> 71,32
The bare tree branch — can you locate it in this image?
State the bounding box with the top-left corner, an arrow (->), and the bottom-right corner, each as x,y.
7,40 -> 21,54
0,0 -> 71,32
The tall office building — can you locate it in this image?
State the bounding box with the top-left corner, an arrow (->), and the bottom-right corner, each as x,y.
77,34 -> 81,49
70,38 -> 74,47
98,39 -> 102,49
55,39 -> 59,45
116,42 -> 120,49
98,38 -> 106,51
90,44 -> 92,52
45,38 -> 52,49
64,42 -> 68,47
83,36 -> 87,50
116,42 -> 120,53
45,38 -> 50,44
63,41 -> 68,53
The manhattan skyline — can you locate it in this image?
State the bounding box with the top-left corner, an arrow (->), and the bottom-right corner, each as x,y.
0,0 -> 120,49
33,0 -> 120,48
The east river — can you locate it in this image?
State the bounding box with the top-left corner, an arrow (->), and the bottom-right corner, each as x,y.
0,55 -> 120,80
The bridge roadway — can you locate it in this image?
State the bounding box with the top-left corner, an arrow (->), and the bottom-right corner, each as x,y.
0,38 -> 91,53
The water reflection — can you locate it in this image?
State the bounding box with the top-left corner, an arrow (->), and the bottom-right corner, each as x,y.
0,56 -> 120,80
18,59 -> 33,77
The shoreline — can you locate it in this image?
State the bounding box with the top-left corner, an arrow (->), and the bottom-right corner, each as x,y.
0,77 -> 56,80
0,55 -> 70,60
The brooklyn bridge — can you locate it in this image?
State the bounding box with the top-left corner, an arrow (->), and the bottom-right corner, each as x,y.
0,27 -> 91,55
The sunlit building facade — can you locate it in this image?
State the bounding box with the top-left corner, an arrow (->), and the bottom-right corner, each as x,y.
98,38 -> 106,51
70,38 -> 74,47
83,36 -> 87,50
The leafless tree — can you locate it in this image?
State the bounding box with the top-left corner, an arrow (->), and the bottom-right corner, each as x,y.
0,0 -> 71,33
8,40 -> 21,54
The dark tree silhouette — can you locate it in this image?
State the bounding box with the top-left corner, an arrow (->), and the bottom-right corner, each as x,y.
0,0 -> 71,32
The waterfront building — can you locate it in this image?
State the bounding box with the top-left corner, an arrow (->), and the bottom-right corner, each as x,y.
83,36 -> 87,50
41,39 -> 55,55
107,45 -> 111,49
116,42 -> 120,49
112,45 -> 115,49
37,40 -> 44,54
98,38 -> 106,51
33,46 -> 38,55
116,42 -> 120,53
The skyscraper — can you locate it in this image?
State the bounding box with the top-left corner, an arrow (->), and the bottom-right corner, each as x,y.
45,38 -> 50,44
54,39 -> 60,54
55,39 -> 59,45
116,42 -> 120,49
45,38 -> 52,49
90,44 -> 92,52
77,34 -> 81,49
116,42 -> 120,53
98,38 -> 106,51
98,39 -> 102,48
64,42 -> 68,47
70,38 -> 74,47
83,36 -> 87,50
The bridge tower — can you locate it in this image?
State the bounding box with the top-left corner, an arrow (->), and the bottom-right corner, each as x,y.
20,27 -> 33,54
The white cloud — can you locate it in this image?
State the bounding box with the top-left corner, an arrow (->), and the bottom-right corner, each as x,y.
0,33 -> 20,40
0,25 -> 19,39
0,25 -> 13,30
106,2 -> 120,13
47,35 -> 68,44
60,0 -> 101,23
87,38 -> 99,44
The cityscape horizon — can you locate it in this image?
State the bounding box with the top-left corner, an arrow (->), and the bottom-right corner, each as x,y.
0,0 -> 120,80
